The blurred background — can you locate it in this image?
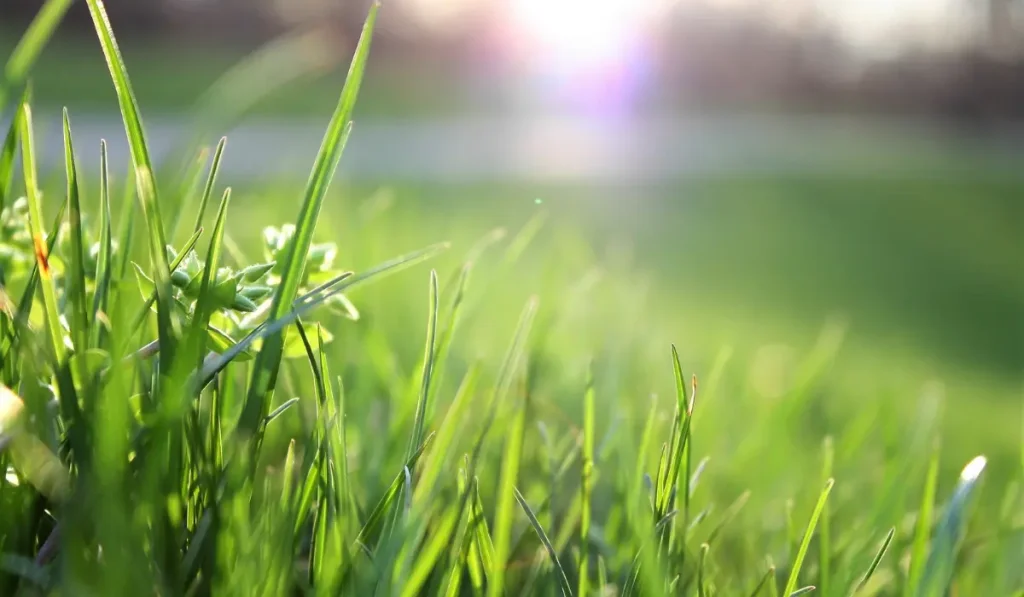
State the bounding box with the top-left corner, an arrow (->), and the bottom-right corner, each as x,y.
1,0 -> 1022,453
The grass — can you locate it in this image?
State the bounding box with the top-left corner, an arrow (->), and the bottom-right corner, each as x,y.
1,1 -> 1022,595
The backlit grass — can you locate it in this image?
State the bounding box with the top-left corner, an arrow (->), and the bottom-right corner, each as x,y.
0,1 -> 1021,596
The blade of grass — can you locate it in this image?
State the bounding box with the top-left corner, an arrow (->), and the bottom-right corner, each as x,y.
0,99 -> 22,210
580,362 -> 596,597
915,455 -> 987,597
471,296 -> 538,469
820,436 -> 834,597
85,0 -> 179,369
18,101 -> 65,366
0,0 -> 74,112
354,433 -> 436,550
488,387 -> 528,597
749,567 -> 777,597
406,269 -> 439,461
188,137 -> 227,237
853,527 -> 895,595
905,442 -> 940,597
782,478 -> 835,597
514,486 -> 573,597
240,2 -> 380,446
89,140 -> 113,348
62,110 -> 90,362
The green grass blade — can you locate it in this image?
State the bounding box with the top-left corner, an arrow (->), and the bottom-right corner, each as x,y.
0,101 -> 22,210
905,443 -> 940,597
820,436 -> 834,597
698,543 -> 710,597
85,0 -> 179,369
783,478 -> 834,596
411,365 -> 480,508
915,455 -> 987,597
89,140 -> 113,347
406,270 -> 439,462
189,137 -> 227,237
181,188 -> 231,378
854,527 -> 895,595
354,433 -> 436,550
471,475 -> 496,589
580,363 -> 596,597
18,101 -> 65,365
488,384 -> 528,597
62,109 -> 91,359
789,587 -> 816,596
472,297 -> 538,467
241,2 -> 379,443
749,567 -> 777,597
0,0 -> 73,112
514,486 -> 573,597
165,145 -> 209,241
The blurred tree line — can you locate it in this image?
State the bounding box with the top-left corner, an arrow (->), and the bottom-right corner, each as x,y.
2,0 -> 1023,127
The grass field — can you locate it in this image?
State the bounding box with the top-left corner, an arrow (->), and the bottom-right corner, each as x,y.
1,1 -> 1022,596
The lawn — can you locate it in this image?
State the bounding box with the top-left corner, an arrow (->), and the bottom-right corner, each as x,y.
1,2 -> 1022,596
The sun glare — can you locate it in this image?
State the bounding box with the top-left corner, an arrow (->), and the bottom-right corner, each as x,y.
505,0 -> 662,72
499,0 -> 663,113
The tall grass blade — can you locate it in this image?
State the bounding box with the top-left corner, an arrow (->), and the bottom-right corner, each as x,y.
241,2 -> 380,443
407,270 -> 439,461
915,455 -> 987,597
18,101 -> 65,365
783,478 -> 834,596
88,140 -> 113,347
488,389 -> 528,597
62,110 -> 90,361
85,0 -> 179,367
820,436 -> 834,597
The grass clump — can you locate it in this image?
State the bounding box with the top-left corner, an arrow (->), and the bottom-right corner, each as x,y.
1,1 -> 1021,596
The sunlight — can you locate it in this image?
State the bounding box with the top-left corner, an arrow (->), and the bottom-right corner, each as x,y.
504,0 -> 662,72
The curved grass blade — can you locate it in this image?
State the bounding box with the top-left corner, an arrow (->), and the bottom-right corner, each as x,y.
789,587 -> 816,596
915,455 -> 987,597
85,0 -> 179,368
0,0 -> 74,112
783,478 -> 834,597
240,2 -> 380,443
853,527 -> 895,595
514,486 -> 573,597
